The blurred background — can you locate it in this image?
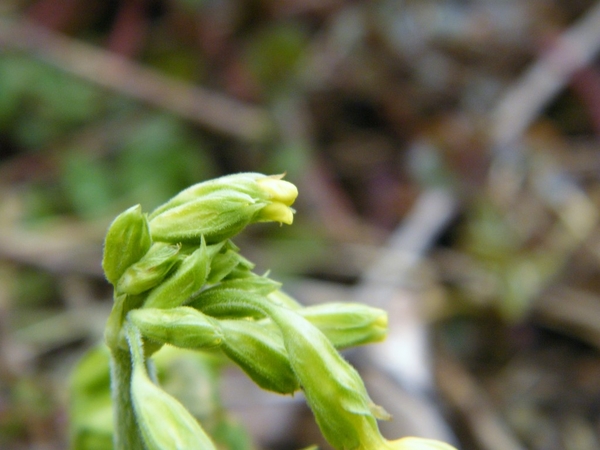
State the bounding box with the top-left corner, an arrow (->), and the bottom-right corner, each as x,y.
2,0 -> 600,449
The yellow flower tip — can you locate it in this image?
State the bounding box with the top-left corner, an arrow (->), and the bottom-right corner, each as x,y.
257,175 -> 298,206
258,202 -> 295,225
375,312 -> 388,329
387,437 -> 458,450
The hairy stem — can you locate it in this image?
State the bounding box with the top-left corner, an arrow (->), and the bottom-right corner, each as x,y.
110,347 -> 144,450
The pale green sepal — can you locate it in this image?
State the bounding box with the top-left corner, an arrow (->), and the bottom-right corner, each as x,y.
117,243 -> 181,295
102,205 -> 151,286
128,307 -> 223,350
220,319 -> 299,394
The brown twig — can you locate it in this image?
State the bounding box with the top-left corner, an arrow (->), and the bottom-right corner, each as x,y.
0,18 -> 274,142
491,1 -> 600,149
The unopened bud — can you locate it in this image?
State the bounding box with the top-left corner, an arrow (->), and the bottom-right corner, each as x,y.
149,193 -> 266,244
102,205 -> 151,286
117,243 -> 180,295
143,238 -> 216,309
148,173 -> 298,244
128,307 -> 223,350
300,303 -> 388,349
220,319 -> 298,394
266,305 -> 390,450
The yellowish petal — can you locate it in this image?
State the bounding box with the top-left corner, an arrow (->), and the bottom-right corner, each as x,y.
257,176 -> 298,206
258,203 -> 294,224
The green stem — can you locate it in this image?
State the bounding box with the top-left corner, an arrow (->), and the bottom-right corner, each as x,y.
110,347 -> 145,450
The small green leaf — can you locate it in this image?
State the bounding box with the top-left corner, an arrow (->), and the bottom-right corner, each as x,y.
117,243 -> 181,295
143,238 -> 214,309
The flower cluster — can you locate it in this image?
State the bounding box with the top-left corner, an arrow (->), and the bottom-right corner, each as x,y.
72,173 -> 457,450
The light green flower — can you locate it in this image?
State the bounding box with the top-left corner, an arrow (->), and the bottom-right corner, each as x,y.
148,173 -> 298,244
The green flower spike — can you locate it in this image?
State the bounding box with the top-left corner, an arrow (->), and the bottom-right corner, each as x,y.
148,173 -> 298,244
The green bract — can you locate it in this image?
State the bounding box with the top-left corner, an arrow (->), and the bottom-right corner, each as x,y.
102,205 -> 151,286
143,238 -> 216,309
117,243 -> 181,295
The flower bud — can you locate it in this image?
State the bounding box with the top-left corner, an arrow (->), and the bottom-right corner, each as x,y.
266,305 -> 390,450
102,205 -> 151,286
387,437 -> 458,450
185,288 -> 391,449
300,303 -> 388,349
143,238 -> 216,309
117,243 -> 181,295
148,173 -> 267,219
131,358 -> 217,450
148,173 -> 298,244
149,192 -> 266,244
128,307 -> 223,350
219,319 -> 298,394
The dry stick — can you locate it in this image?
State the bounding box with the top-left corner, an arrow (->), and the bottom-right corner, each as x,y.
458,5 -> 600,449
354,189 -> 459,443
0,18 -> 274,142
491,0 -> 600,149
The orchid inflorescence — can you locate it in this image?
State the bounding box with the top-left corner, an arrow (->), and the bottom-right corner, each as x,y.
72,173 -> 457,450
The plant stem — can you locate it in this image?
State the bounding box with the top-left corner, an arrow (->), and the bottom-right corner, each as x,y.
110,347 -> 145,450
